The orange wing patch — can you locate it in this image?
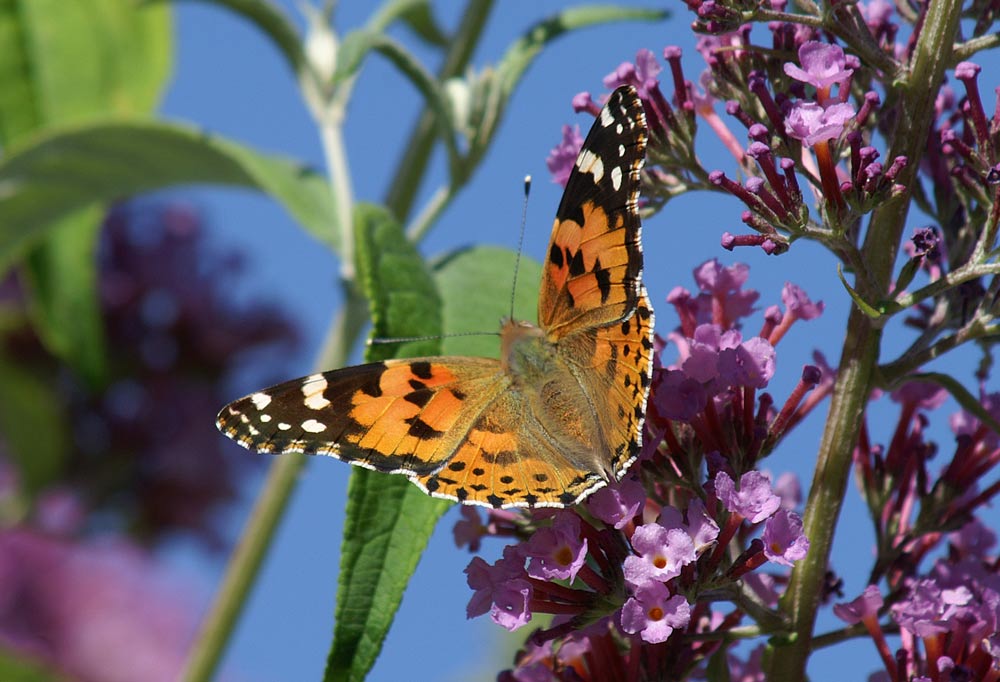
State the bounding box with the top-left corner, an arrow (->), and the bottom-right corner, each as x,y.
417,399 -> 606,507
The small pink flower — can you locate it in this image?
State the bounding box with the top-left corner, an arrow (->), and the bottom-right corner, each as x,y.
762,510 -> 810,566
715,471 -> 781,523
785,101 -> 856,146
833,585 -> 884,624
783,42 -> 854,96
523,511 -> 588,582
622,522 -> 696,586
620,580 -> 690,644
587,476 -> 646,529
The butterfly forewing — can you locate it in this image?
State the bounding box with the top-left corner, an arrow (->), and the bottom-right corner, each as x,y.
217,358 -> 505,476
539,86 -> 647,338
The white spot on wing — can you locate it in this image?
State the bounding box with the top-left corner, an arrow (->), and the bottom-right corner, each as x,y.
576,149 -> 604,183
611,166 -> 623,191
618,144 -> 625,157
278,423 -> 291,431
260,414 -> 272,423
600,106 -> 614,127
251,392 -> 271,410
303,377 -> 331,410
301,419 -> 327,433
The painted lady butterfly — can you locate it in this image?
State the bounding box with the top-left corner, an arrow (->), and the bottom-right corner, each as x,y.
217,85 -> 653,508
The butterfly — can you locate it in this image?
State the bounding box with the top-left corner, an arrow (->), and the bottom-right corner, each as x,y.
217,85 -> 654,509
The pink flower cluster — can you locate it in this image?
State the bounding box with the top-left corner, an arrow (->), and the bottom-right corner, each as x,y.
458,260 -> 820,679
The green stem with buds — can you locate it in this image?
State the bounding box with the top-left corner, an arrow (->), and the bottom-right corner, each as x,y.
766,1 -> 963,677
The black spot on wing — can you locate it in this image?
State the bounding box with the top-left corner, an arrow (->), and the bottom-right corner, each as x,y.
411,361 -> 433,379
549,243 -> 564,268
594,258 -> 612,303
557,202 -> 586,227
405,416 -> 445,439
404,389 -> 432,407
568,249 -> 585,277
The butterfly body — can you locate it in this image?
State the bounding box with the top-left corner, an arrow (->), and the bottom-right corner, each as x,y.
218,86 -> 653,508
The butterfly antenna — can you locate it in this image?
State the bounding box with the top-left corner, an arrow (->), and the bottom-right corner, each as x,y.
368,331 -> 499,346
509,176 -> 532,321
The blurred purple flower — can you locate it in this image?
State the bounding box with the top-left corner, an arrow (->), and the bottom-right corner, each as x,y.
0,529 -> 194,682
833,585 -> 884,624
546,125 -> 583,186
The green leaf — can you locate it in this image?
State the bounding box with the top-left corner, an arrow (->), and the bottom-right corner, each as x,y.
1,0 -> 172,386
0,120 -> 338,268
836,265 -> 886,321
0,0 -> 172,144
904,372 -> 1000,436
22,206 -> 108,387
326,204 -> 450,682
355,203 -> 442,359
432,244 -> 541,357
163,0 -> 303,73
0,344 -> 68,495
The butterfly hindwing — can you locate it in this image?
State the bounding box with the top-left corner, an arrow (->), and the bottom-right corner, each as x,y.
539,86 -> 647,338
415,394 -> 606,508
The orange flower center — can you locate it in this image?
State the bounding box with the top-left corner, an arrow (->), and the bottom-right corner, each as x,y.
648,606 -> 664,621
653,555 -> 667,570
555,545 -> 574,566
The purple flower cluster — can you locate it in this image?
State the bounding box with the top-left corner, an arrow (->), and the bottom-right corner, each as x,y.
460,261 -> 817,679
0,200 -> 300,677
826,385 -> 1000,679
549,19 -> 918,253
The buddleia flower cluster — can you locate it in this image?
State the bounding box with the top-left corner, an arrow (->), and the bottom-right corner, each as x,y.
457,260 -> 820,679
465,2 -> 1000,678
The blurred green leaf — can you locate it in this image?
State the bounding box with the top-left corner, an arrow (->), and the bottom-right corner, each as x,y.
432,245 -> 541,357
0,0 -> 172,144
0,0 -> 172,386
0,346 -> 68,495
468,4 -> 669,160
164,0 -> 303,73
905,372 -> 1000,436
23,206 -> 107,387
0,120 -> 338,268
327,203 -> 450,682
0,650 -> 59,682
370,0 -> 448,46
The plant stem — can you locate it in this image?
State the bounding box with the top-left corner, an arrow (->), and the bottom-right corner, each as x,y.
383,0 -> 495,221
766,1 -> 963,677
182,285 -> 368,682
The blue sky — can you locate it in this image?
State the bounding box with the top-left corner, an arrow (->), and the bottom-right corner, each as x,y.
158,3 -> 999,680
